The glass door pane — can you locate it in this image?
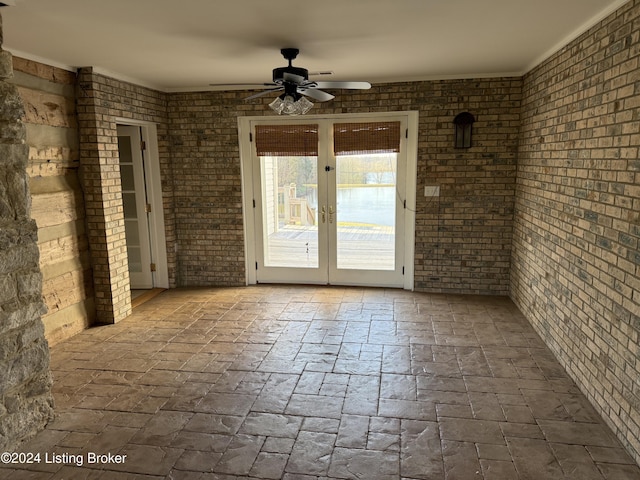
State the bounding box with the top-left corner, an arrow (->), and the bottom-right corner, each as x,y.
260,155 -> 319,268
335,153 -> 397,270
117,129 -> 153,288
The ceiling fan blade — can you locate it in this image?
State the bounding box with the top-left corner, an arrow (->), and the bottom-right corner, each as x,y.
314,81 -> 371,90
283,72 -> 306,84
299,88 -> 335,102
244,87 -> 283,100
210,82 -> 277,87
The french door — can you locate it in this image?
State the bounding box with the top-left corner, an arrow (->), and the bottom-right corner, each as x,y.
240,113 -> 417,288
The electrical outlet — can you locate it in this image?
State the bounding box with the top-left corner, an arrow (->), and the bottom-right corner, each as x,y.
424,185 -> 440,197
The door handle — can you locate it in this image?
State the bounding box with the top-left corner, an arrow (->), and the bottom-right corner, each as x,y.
321,206 -> 326,223
329,206 -> 334,224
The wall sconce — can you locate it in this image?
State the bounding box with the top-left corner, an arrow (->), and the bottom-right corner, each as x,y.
453,112 -> 475,148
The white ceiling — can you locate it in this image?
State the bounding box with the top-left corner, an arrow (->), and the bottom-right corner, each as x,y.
1,0 -> 631,92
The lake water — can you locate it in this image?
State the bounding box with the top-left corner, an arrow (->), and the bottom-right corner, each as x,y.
307,185 -> 396,227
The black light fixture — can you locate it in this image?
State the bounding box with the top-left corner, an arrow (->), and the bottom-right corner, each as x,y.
453,112 -> 475,148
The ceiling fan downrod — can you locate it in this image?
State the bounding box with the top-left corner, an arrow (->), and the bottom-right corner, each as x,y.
273,48 -> 308,84
281,48 -> 299,65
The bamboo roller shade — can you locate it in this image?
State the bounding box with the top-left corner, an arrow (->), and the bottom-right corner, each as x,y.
255,121 -> 401,157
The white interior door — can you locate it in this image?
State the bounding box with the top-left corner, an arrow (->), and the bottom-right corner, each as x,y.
117,125 -> 154,289
244,114 -> 416,288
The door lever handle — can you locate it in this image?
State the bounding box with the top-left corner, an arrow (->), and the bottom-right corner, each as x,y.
329,206 -> 334,223
321,206 -> 326,223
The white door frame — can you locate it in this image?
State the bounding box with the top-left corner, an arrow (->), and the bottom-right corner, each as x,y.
116,118 -> 169,289
239,111 -> 418,290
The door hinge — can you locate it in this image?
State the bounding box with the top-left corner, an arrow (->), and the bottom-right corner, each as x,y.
405,129 -> 408,139
255,262 -> 258,270
249,132 -> 253,142
141,140 -> 147,151
253,199 -> 256,208
150,263 -> 156,272
403,199 -> 406,209
402,266 -> 405,275
145,203 -> 152,213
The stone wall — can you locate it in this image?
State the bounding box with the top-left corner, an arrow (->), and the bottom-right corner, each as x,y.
511,0 -> 640,463
11,58 -> 95,346
0,15 -> 54,451
168,78 -> 521,292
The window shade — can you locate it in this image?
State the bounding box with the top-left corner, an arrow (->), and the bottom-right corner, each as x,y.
255,124 -> 319,156
334,121 -> 401,155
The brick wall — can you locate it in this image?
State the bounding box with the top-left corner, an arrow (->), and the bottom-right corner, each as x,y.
169,78 -> 521,293
168,91 -> 247,286
76,68 -> 173,323
511,0 -> 640,463
411,79 -> 521,294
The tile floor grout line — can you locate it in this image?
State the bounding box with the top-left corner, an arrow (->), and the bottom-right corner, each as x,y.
5,285 -> 639,479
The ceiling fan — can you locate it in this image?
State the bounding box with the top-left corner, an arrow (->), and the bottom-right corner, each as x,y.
212,48 -> 371,115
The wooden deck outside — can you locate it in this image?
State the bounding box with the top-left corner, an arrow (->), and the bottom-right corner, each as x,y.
264,224 -> 395,270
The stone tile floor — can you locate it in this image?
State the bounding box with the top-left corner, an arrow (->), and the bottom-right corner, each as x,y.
3,285 -> 640,479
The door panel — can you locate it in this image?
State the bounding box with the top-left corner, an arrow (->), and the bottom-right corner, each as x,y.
117,125 -> 153,289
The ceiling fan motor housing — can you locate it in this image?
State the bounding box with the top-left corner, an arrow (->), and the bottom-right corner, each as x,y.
272,66 -> 309,84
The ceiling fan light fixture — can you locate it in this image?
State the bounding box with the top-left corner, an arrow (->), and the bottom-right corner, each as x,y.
293,96 -> 313,115
241,48 -> 367,113
269,94 -> 313,115
268,95 -> 286,114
